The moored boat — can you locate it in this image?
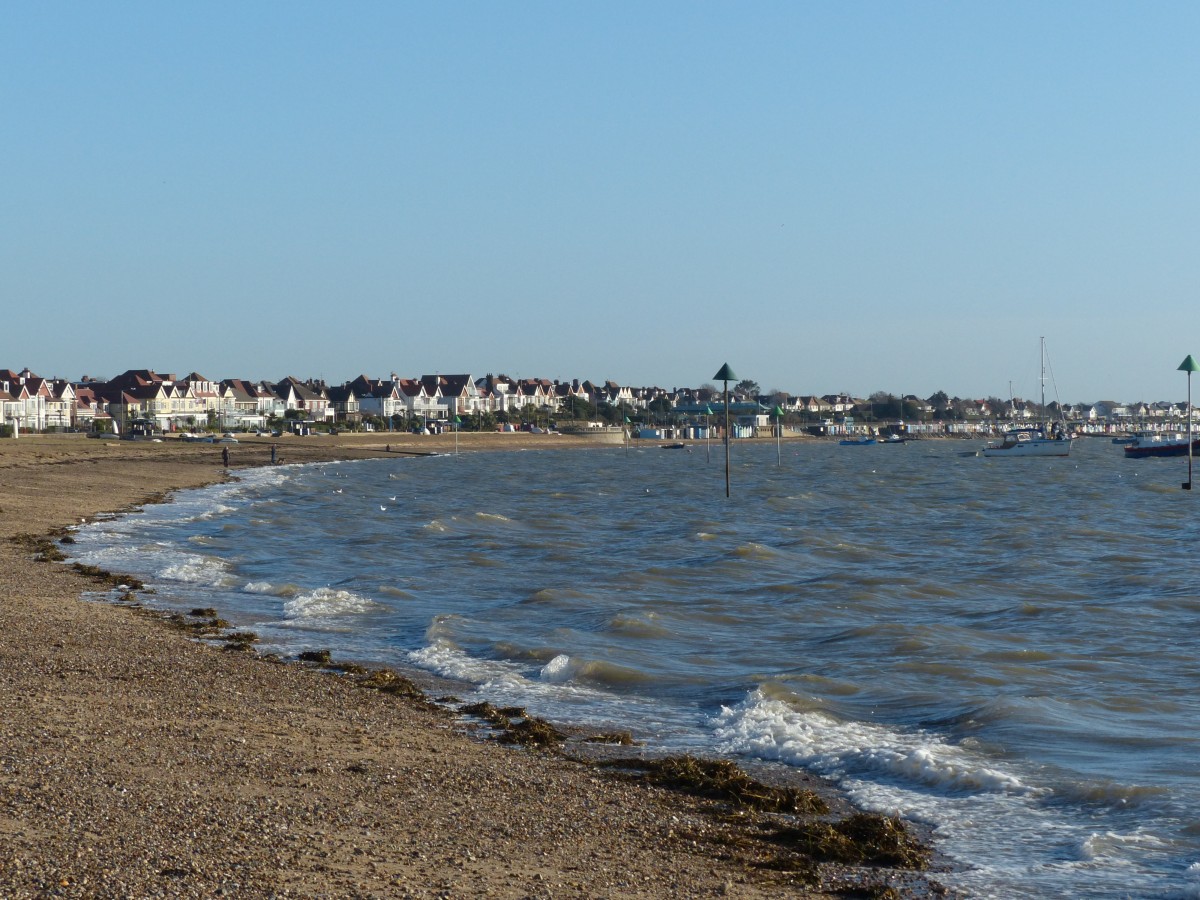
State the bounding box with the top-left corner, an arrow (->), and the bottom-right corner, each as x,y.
981,337 -> 1072,458
982,426 -> 1071,457
1122,433 -> 1200,458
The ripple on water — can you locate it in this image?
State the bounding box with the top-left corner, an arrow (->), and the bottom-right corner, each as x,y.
606,613 -> 673,639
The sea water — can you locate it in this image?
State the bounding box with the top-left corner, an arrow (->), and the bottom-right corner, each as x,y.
68,437 -> 1200,898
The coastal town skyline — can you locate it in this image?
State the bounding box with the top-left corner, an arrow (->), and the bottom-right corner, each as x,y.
2,364 -> 1194,436
6,5 -> 1200,403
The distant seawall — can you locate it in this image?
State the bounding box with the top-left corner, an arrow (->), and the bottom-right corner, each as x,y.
557,425 -> 626,445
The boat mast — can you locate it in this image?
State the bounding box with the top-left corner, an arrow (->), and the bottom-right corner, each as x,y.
1040,336 -> 1047,428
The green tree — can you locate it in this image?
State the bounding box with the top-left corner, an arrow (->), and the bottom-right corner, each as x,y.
735,379 -> 760,397
561,395 -> 596,420
986,396 -> 1011,421
647,397 -> 673,417
596,402 -> 620,425
467,411 -> 496,432
868,391 -> 901,420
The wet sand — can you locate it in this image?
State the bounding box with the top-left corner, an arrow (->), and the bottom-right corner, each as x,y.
0,433 -> 946,898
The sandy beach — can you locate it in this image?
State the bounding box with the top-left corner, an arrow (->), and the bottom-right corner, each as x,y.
0,433 -> 948,898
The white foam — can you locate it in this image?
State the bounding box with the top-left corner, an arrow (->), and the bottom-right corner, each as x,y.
67,540 -> 235,591
243,580 -> 301,597
69,465 -> 298,554
712,690 -> 1033,795
405,642 -> 709,755
409,644 -> 614,706
1169,864 -> 1200,900
159,555 -> 233,588
709,690 -> 1187,899
410,641 -> 529,689
283,587 -> 381,619
540,653 -> 573,682
193,502 -> 236,521
474,512 -> 512,523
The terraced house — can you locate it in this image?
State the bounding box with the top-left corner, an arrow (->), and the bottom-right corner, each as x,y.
7,364 -> 1025,437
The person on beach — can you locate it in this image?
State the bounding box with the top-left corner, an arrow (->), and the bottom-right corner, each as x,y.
271,443 -> 277,464
222,446 -> 230,467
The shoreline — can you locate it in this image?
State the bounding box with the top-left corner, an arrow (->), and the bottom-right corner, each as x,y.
0,434 -> 954,898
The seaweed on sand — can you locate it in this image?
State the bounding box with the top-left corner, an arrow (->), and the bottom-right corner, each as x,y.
11,532 -> 68,563
292,654 -> 429,702
357,667 -> 424,699
458,701 -> 509,726
12,530 -> 156,598
583,731 -> 639,745
602,754 -> 828,815
594,755 -> 933,894
765,813 -> 930,870
221,631 -> 259,651
497,716 -> 565,747
70,563 -> 145,591
458,701 -> 565,748
165,612 -> 230,636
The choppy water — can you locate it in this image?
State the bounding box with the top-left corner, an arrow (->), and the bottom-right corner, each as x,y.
69,437 -> 1200,898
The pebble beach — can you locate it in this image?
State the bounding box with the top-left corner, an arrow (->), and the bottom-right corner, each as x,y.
0,433 -> 945,898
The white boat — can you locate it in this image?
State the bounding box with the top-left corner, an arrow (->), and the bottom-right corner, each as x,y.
982,426 -> 1071,457
981,338 -> 1073,458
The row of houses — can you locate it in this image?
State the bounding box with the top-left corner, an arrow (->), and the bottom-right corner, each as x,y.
0,368 -> 679,434
0,369 -> 879,434
0,366 -> 1187,434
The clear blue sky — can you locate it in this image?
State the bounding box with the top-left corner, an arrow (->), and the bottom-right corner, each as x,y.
4,2 -> 1198,404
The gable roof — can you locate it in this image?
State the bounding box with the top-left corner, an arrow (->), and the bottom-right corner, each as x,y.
420,374 -> 474,397
347,375 -> 400,399
274,376 -> 325,403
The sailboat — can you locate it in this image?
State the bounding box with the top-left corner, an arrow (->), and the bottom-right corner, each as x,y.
982,338 -> 1073,458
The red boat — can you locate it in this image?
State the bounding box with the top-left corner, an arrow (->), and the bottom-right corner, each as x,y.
1122,433 -> 1200,458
